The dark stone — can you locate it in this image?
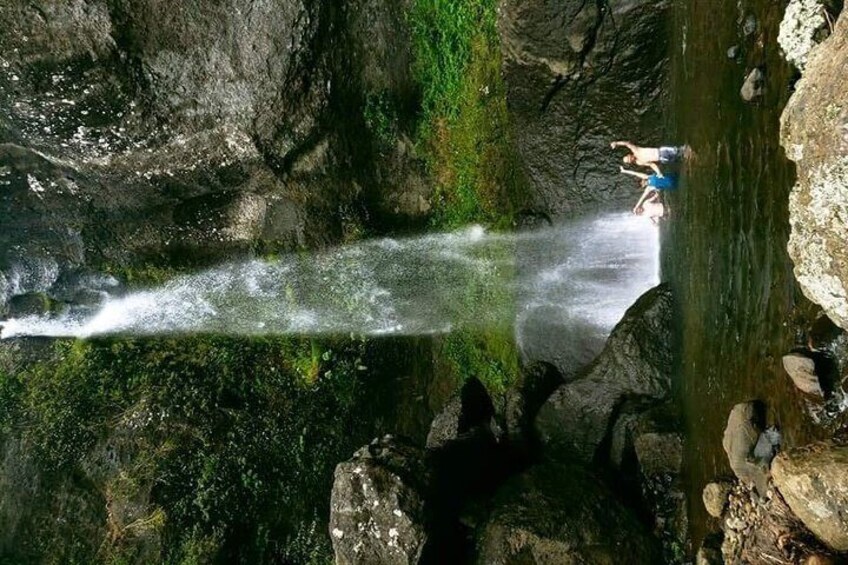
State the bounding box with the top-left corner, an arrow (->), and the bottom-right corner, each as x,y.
740,68 -> 765,101
727,45 -> 740,59
329,436 -> 431,565
7,293 -> 53,317
497,0 -> 671,217
742,14 -> 758,37
426,378 -> 497,450
476,462 -> 661,564
535,284 -> 673,462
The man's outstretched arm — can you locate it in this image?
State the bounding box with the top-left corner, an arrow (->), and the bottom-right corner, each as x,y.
610,141 -> 637,152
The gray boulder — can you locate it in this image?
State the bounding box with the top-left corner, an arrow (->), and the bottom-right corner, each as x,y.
771,441 -> 848,551
536,284 -> 673,462
721,402 -> 770,494
780,13 -> 848,330
782,353 -> 825,397
329,436 -> 430,565
497,0 -> 671,216
476,463 -> 659,564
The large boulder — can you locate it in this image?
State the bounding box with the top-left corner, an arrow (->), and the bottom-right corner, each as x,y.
771,441 -> 848,551
778,0 -> 834,71
535,284 -> 673,462
476,463 -> 659,564
780,12 -> 848,330
329,436 -> 431,565
497,0 -> 671,216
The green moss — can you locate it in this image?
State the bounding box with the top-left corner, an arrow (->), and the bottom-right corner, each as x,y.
410,0 -> 527,229
0,336 -> 375,564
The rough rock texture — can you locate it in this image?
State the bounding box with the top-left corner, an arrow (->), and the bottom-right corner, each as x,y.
329,436 -> 431,565
771,441 -> 848,551
497,0 -> 670,216
778,0 -> 829,70
476,463 -> 659,564
703,481 -> 733,519
780,12 -> 848,330
535,283 -> 673,462
783,353 -> 825,396
720,481 -> 837,564
0,0 -> 426,308
722,402 -> 770,494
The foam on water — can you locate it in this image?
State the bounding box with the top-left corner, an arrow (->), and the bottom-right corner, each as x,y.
1,214 -> 660,345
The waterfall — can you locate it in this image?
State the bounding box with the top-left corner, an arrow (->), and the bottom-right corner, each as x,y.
1,214 -> 660,358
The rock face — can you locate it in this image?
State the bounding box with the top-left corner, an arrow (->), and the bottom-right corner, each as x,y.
771,441 -> 848,551
476,463 -> 659,564
0,0 -> 426,309
329,436 -> 431,565
497,0 -> 671,216
778,0 -> 830,70
722,402 -> 770,494
780,12 -> 848,330
536,284 -> 673,462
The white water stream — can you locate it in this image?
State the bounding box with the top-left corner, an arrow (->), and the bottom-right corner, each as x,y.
1,214 -> 659,363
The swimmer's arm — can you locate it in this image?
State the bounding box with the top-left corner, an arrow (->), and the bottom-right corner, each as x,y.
619,166 -> 649,180
632,187 -> 654,213
649,163 -> 664,177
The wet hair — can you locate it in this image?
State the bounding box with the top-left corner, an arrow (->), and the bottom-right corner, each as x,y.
623,155 -> 635,164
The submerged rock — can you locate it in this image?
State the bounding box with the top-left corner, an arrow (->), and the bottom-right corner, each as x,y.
740,68 -> 765,101
771,441 -> 848,551
722,401 -> 771,494
783,353 -> 825,396
780,13 -> 848,330
536,284 -> 673,462
702,481 -> 733,518
476,463 -> 660,564
329,436 -> 430,565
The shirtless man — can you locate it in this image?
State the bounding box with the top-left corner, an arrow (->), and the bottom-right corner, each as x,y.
610,141 -> 685,176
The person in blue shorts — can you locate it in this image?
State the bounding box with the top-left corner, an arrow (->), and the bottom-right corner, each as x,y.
619,166 -> 677,214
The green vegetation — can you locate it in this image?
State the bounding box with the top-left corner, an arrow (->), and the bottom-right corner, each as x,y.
0,336 -> 375,564
410,0 -> 527,229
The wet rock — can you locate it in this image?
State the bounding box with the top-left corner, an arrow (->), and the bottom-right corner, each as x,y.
727,45 -> 741,59
742,14 -> 759,37
329,436 -> 430,565
426,378 -> 496,450
722,402 -> 770,494
476,463 -> 660,564
7,293 -> 53,318
778,0 -> 830,71
783,353 -> 825,396
780,13 -> 848,330
703,481 -> 733,518
497,0 -> 671,216
740,68 -> 765,101
502,361 -> 563,451
696,533 -> 724,565
536,284 -> 673,462
771,441 -> 848,551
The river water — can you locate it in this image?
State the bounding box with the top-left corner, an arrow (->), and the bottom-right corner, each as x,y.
665,0 -> 834,547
